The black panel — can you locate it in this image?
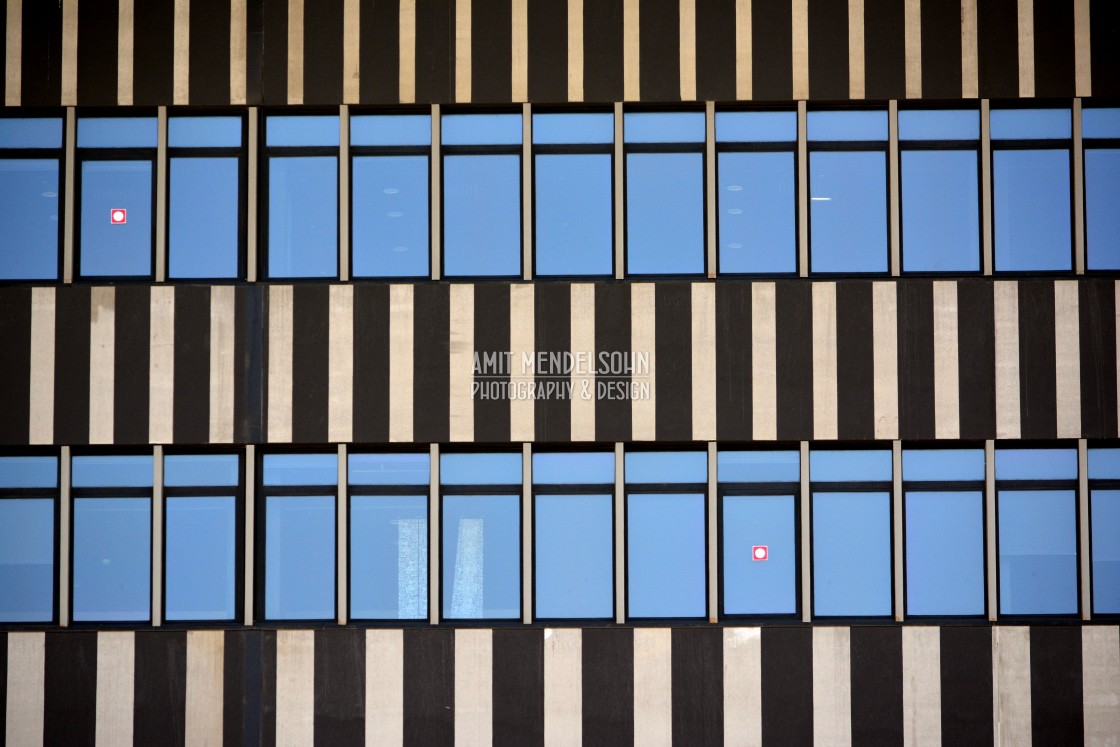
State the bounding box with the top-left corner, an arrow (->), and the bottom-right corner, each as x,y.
44,631 -> 97,747
114,285 -> 151,445
0,289 -> 30,445
919,0 -> 963,99
403,629 -> 454,747
527,0 -> 567,102
639,0 -> 680,101
850,627 -> 903,745
472,0 -> 512,103
246,0 -> 264,104
0,632 -> 5,739
1080,280 -> 1118,438
957,280 -> 996,440
314,629 -> 365,745
21,0 -> 63,106
55,286 -> 92,446
474,284 -> 511,443
584,0 -> 624,102
535,283 -> 571,443
977,0 -> 1018,99
596,283 -> 632,442
189,0 -> 232,104
760,627 -> 813,746
415,0 -> 454,103
696,0 -> 736,101
235,286 -> 266,444
940,626 -> 993,746
864,0 -> 905,99
492,629 -> 544,747
361,0 -> 400,104
304,0 -> 344,105
836,281 -> 875,441
134,631 -> 187,747
174,286 -> 212,445
261,0 -> 288,104
1090,0 -> 1120,97
353,284 -> 391,443
261,630 -> 277,747
807,0 -> 849,100
1018,281 -> 1057,440
133,0 -> 174,105
582,628 -> 633,747
412,284 -> 450,443
291,285 -> 329,444
656,283 -> 692,440
1030,626 -> 1084,745
775,282 -> 813,441
1033,0 -> 1075,98
76,0 -> 118,105
224,631 -> 248,747
897,281 -> 935,440
752,0 -> 793,100
716,283 -> 752,441
671,628 -> 723,746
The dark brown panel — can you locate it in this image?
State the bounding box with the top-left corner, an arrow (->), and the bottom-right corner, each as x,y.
919,0 -> 963,99
133,0 -> 174,105
1018,281 -> 1057,440
113,285 -> 150,445
134,631 -> 187,747
472,0 -> 512,103
753,0 -> 793,100
1090,0 -> 1120,97
234,285 -> 266,444
174,286 -> 212,445
0,288 -> 30,445
225,630 -> 269,747
55,286 -> 92,446
957,280 -> 996,440
807,0 -> 849,100
415,0 -> 454,103
775,282 -> 813,440
977,0 -> 1019,98
291,285 -> 329,444
656,283 -> 692,441
761,626 -> 813,746
1033,0 -> 1075,98
1030,627 -> 1084,744
303,0 -> 344,105
492,629 -> 544,747
897,280 -> 935,440
403,629 -> 454,747
864,0 -> 905,99
1079,279 -> 1118,438
353,284 -> 391,443
671,628 -> 723,746
696,0 -> 736,101
412,284 -> 449,443
21,0 -> 63,106
189,0 -> 232,104
528,0 -> 567,102
360,0 -> 401,103
639,0 -> 680,101
584,0 -> 624,102
246,0 -> 264,105
0,632 -> 5,739
314,629 -> 365,744
44,631 -> 97,747
76,0 -> 118,105
582,628 -> 633,747
836,281 -> 875,441
595,283 -> 632,442
474,283 -> 511,443
535,283 -> 571,442
716,282 -> 752,441
940,626 -> 993,746
261,630 -> 277,747
850,627 -> 903,744
261,0 -> 288,104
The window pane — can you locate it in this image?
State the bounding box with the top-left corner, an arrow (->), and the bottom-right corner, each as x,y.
901,150 -> 980,272
442,494 -> 520,619
77,117 -> 158,148
350,495 -> 428,619
998,490 -> 1077,614
626,152 -> 704,275
169,157 -> 240,278
996,448 -> 1077,481
0,498 -> 54,622
809,151 -> 888,273
440,453 -> 521,485
902,449 -> 985,482
716,111 -> 796,142
624,112 -> 705,143
718,151 -> 796,274
810,450 -> 892,482
813,492 -> 892,616
349,453 -> 430,485
0,160 -> 59,279
168,116 -> 241,148
1092,490 -> 1120,614
73,497 -> 151,621
0,117 -> 63,148
625,451 -> 706,483
1089,448 -> 1120,480
266,116 -> 340,147
535,153 -> 613,276
628,493 -> 706,617
268,156 -> 338,278
265,495 -> 335,619
442,114 -> 522,146
898,109 -> 980,140
165,496 -> 236,620
808,110 -> 888,141
718,450 -> 799,483
1086,149 -> 1120,271
533,452 -> 614,484
263,454 -> 338,486
165,454 -> 240,487
443,154 -> 520,277
351,114 -> 431,146
73,455 -> 153,487
535,493 -> 613,618
534,113 -> 613,144
993,149 -> 1071,271
0,456 -> 57,488
723,494 -> 796,615
1083,108 -> 1120,139
352,155 -> 429,277
80,160 -> 153,277
990,109 -> 1071,140
905,491 -> 985,615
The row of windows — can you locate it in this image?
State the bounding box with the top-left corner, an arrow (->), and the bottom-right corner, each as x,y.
2,104 -> 1118,281
1,445 -> 1116,624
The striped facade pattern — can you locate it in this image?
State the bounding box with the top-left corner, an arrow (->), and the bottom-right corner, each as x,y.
3,625 -> 1119,746
0,278 -> 1116,447
3,0 -> 1120,107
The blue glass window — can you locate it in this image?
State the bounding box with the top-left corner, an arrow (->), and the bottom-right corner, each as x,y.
0,456 -> 57,622
352,114 -> 430,278
0,117 -> 62,280
1088,448 -> 1120,614
442,114 -> 522,277
1083,109 -> 1120,271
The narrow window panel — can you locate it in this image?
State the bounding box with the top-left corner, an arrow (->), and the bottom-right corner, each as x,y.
351,114 -> 432,147
266,116 -> 340,147
812,491 -> 892,616
902,449 -> 985,482
262,453 -> 338,486
627,492 -> 706,617
715,111 -> 797,142
623,112 -> 705,143
718,151 -> 796,274
0,117 -> 63,148
1082,108 -> 1120,139
168,116 -> 242,148
441,114 -> 522,146
268,156 -> 338,278
0,456 -> 58,488
169,157 -> 240,279
533,452 -> 615,484
990,109 -> 1071,140
79,160 -> 154,277
625,451 -> 707,483
0,160 -> 59,280
901,149 -> 981,272
164,454 -> 240,487
265,495 -> 335,619
534,113 -> 614,144
1085,149 -> 1120,271
73,455 -> 154,488
905,491 -> 985,616
349,453 -> 430,486
723,494 -> 796,615
72,497 -> 151,622
350,495 -> 428,620
535,152 -> 613,276
717,450 -> 800,483
995,448 -> 1078,481
626,152 -> 704,275
810,450 -> 892,482
443,153 -> 521,277
998,489 -> 1078,615
1088,448 -> 1120,480
440,453 -> 521,485
0,498 -> 54,622
535,493 -> 613,618
1091,489 -> 1120,614
809,150 -> 888,273
165,496 -> 237,621
77,117 -> 158,148
898,109 -> 980,141
351,155 -> 430,277
442,494 -> 520,619
807,110 -> 888,141
993,149 -> 1072,271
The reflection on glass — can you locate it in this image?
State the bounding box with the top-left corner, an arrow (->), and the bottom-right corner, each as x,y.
718,450 -> 800,483
165,454 -> 240,487
443,154 -> 521,277
998,490 -> 1077,615
625,112 -> 705,143
265,495 -> 335,619
268,156 -> 338,278
1086,148 -> 1120,271
170,157 -> 239,278
723,494 -> 796,615
0,160 -> 59,279
442,494 -> 520,619
77,117 -> 158,148
165,496 -> 237,620
0,456 -> 57,488
719,152 -> 796,274
1092,490 -> 1120,614
993,150 -> 1071,271
810,449 -> 892,482
73,455 -> 153,487
168,117 -> 241,148
0,118 -> 64,148
352,155 -> 429,277
995,448 -> 1077,481
534,452 -> 614,484
813,492 -> 892,616
80,160 -> 153,277
267,116 -> 340,147
626,451 -> 707,483
905,491 -> 985,615
73,497 -> 151,621
0,498 -> 54,622
351,495 -> 428,619
441,453 -> 521,485
627,493 -> 706,617
809,151 -> 888,273
263,453 -> 338,486
535,493 -> 613,618
626,152 -> 704,275
901,150 -> 980,272
349,453 -> 430,485
535,153 -> 613,276
807,110 -> 888,141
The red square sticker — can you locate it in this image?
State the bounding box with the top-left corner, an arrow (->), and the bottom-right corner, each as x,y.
110,209 -> 127,225
751,545 -> 768,561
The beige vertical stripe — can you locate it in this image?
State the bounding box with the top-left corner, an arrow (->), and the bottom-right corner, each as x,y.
1017,0 -> 1034,97
631,284 -> 657,441
268,285 -> 294,443
633,629 -> 672,747
343,0 -> 360,102
456,0 -> 471,102
209,286 -> 236,444
723,627 -> 762,747
904,0 -> 921,98
29,289 -> 55,445
848,0 -> 865,98
62,0 -> 77,105
448,284 -> 474,442
399,0 -> 416,103
993,626 -> 1032,746
1055,281 -> 1081,438
623,0 -> 639,100
902,627 -> 941,747
511,0 -> 528,101
117,0 -> 133,105
5,0 -> 21,105
933,281 -> 960,440
276,631 -> 314,747
230,0 -> 247,103
287,0 -> 303,104
149,287 -> 175,444
6,633 -> 45,747
994,282 -> 1021,439
174,0 -> 189,103
328,285 -> 354,444
365,630 -> 404,747
185,631 -> 224,747
792,0 -> 808,99
389,285 -> 414,442
812,283 -> 838,440
752,282 -> 777,441
95,632 -> 135,747
813,627 -> 852,747
455,630 -> 492,747
544,628 -> 582,747
961,0 -> 978,98
679,0 -> 696,100
692,283 -> 716,441
509,284 -> 535,442
1082,626 -> 1120,745
735,0 -> 752,99
1074,0 -> 1091,96
88,287 -> 115,445
873,282 -> 899,440
568,0 -> 583,101
571,284 -> 596,441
